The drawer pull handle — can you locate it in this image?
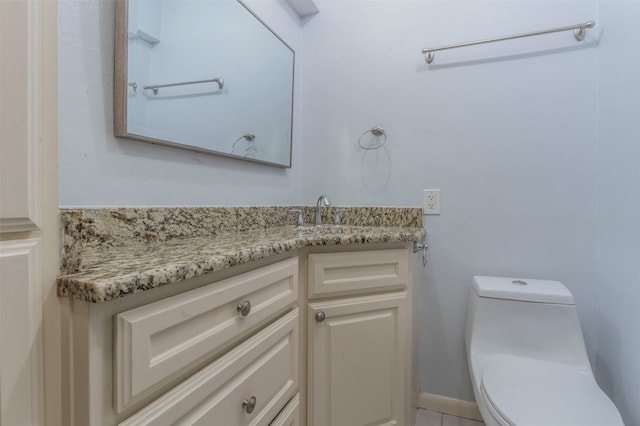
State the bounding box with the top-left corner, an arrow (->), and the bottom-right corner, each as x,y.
242,396 -> 257,414
237,301 -> 252,317
315,311 -> 326,323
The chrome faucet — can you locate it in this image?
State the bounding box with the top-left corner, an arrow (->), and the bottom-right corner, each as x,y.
315,195 -> 331,226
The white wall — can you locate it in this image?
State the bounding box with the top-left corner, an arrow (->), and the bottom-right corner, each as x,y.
58,0 -> 305,207
596,2 -> 640,424
301,0 -> 599,401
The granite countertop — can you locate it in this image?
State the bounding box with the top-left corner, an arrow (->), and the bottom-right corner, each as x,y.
58,224 -> 426,303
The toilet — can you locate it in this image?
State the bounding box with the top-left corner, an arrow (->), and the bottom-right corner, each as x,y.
465,276 -> 624,426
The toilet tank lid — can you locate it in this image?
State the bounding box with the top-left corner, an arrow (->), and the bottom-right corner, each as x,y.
472,276 -> 575,305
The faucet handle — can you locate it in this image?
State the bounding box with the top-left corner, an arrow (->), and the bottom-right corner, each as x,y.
334,209 -> 347,226
288,209 -> 304,227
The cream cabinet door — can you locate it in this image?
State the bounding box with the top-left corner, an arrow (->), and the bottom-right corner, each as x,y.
308,292 -> 408,426
0,0 -> 58,424
1,1 -> 40,232
0,239 -> 42,425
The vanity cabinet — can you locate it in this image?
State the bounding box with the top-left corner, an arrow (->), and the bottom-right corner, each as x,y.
64,243 -> 417,426
65,255 -> 300,426
304,248 -> 414,426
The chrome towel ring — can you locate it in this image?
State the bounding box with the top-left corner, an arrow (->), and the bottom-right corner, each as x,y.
232,134 -> 256,156
358,127 -> 387,150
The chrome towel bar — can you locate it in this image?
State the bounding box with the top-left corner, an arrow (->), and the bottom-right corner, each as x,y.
143,77 -> 224,95
422,20 -> 595,64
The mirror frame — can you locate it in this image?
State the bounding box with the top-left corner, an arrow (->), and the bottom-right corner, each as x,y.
113,0 -> 295,168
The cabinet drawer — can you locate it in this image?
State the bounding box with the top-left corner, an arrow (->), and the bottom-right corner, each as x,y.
115,258 -> 298,412
270,394 -> 300,426
120,308 -> 299,426
308,249 -> 407,299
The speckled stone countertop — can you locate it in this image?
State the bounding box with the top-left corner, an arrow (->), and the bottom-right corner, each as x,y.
58,207 -> 425,303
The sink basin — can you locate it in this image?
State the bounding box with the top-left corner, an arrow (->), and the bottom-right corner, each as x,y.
295,225 -> 362,235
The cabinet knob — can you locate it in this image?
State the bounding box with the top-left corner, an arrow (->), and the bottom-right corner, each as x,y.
315,311 -> 326,323
242,396 -> 257,414
237,301 -> 252,317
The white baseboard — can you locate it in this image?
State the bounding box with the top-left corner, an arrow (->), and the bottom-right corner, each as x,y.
417,392 -> 483,422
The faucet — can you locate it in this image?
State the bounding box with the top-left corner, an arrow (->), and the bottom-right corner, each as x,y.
315,195 -> 331,226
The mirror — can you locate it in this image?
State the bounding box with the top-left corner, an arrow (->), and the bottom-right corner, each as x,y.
114,0 -> 295,167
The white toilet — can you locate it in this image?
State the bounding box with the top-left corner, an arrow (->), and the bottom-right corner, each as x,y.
465,276 -> 624,426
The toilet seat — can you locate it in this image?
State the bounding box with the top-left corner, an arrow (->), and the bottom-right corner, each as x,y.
480,355 -> 623,426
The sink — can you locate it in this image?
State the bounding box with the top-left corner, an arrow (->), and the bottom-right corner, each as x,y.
297,225 -> 345,234
295,225 -> 370,236
297,225 -> 346,234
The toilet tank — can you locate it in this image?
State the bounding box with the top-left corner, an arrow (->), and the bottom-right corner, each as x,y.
465,276 -> 591,369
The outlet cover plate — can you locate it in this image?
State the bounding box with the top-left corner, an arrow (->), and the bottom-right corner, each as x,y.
423,189 -> 440,215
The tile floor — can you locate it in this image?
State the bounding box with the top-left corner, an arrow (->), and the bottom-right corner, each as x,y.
415,408 -> 485,426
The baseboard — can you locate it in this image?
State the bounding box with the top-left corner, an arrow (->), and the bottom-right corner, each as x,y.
417,392 -> 483,422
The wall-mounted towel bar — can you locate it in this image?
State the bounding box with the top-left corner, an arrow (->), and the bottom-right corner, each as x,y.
143,77 -> 224,95
421,20 -> 595,64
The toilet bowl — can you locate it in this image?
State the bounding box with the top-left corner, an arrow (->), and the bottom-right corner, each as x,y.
465,276 -> 624,426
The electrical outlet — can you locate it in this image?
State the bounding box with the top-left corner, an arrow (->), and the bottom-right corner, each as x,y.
423,189 -> 440,215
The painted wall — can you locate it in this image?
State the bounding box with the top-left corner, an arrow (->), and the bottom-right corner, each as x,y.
301,0 -> 599,401
58,0 -> 305,207
596,2 -> 640,424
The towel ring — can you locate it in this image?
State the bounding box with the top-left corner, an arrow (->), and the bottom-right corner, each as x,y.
232,134 -> 255,155
358,127 -> 387,150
